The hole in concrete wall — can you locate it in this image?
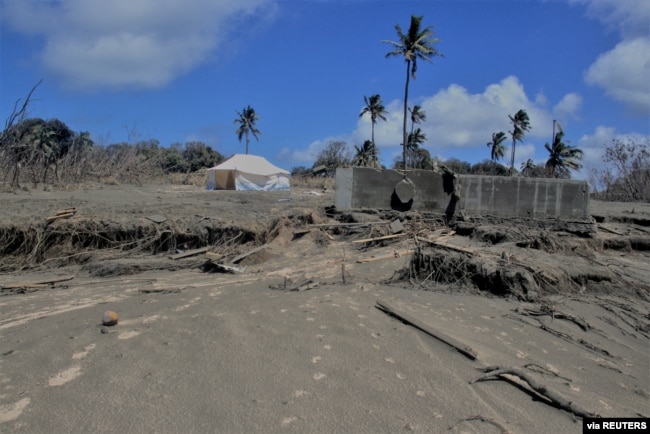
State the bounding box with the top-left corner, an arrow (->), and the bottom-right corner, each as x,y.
391,191 -> 413,211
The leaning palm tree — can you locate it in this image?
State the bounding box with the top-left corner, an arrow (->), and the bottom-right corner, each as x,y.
486,131 -> 507,175
544,131 -> 584,178
359,94 -> 388,148
409,105 -> 426,136
508,109 -> 531,175
352,140 -> 381,168
383,15 -> 442,169
234,105 -> 261,154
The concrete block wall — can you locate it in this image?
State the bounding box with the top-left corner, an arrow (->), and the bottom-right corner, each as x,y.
335,167 -> 590,220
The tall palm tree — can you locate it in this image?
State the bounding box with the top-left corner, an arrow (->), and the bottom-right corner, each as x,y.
383,15 -> 442,169
352,140 -> 381,168
234,105 -> 261,154
486,131 -> 507,175
409,105 -> 426,136
544,131 -> 584,178
508,109 -> 531,175
359,94 -> 388,149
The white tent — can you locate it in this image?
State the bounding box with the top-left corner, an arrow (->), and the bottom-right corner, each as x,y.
206,154 -> 290,191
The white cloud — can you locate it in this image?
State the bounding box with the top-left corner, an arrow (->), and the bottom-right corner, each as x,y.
570,0 -> 650,114
553,93 -> 583,118
571,0 -> 650,39
585,37 -> 650,113
2,0 -> 276,90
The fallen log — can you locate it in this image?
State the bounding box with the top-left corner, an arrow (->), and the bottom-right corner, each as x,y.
471,366 -> 598,419
376,299 -> 478,361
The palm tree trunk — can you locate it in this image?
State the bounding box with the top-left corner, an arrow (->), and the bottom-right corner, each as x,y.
402,60 -> 411,170
371,122 -> 375,148
245,131 -> 249,154
510,138 -> 516,175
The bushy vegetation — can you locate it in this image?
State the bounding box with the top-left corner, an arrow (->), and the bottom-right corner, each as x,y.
0,116 -> 224,190
590,138 -> 650,202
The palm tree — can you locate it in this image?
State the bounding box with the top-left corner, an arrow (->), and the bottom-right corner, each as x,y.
352,140 -> 381,168
508,109 -> 531,175
383,15 -> 442,169
486,131 -> 507,175
406,127 -> 427,168
544,131 -> 584,178
234,105 -> 261,154
359,94 -> 388,148
409,105 -> 426,136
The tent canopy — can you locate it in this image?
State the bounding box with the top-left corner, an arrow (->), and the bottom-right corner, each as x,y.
207,154 -> 290,191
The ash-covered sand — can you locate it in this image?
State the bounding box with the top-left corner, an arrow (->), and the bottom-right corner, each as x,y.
0,183 -> 648,433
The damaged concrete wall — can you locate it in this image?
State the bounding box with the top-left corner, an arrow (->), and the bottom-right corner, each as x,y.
335,167 -> 590,220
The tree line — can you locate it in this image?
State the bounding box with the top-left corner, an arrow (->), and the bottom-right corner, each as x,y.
2,16 -> 646,201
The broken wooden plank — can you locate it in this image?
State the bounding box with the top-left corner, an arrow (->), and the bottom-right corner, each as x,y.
356,249 -> 415,263
352,233 -> 406,244
415,236 -> 476,255
205,252 -> 225,261
231,244 -> 269,264
56,208 -> 76,215
376,299 -> 478,361
169,247 -> 210,260
45,212 -> 75,222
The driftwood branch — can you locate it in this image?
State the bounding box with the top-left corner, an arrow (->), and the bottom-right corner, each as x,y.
376,299 -> 478,361
516,307 -> 591,332
471,367 -> 598,419
448,415 -> 511,434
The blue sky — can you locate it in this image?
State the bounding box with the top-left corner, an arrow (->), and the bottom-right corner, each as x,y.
1,0 -> 649,179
